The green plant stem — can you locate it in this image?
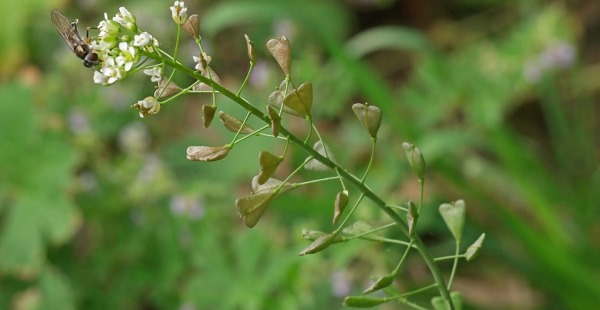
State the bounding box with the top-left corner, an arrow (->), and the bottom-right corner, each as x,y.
145,52 -> 454,309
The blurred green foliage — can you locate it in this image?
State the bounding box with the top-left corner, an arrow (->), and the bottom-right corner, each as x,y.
0,0 -> 599,309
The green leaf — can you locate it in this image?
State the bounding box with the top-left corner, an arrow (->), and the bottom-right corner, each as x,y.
439,200 -> 466,241
345,26 -> 433,57
0,84 -> 78,276
282,82 -> 313,118
343,296 -> 389,308
257,151 -> 283,185
235,192 -> 275,228
39,267 -> 76,310
363,272 -> 395,294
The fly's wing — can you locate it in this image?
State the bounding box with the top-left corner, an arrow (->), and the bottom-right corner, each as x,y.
51,9 -> 83,52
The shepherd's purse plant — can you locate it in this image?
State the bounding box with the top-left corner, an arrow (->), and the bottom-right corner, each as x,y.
52,3 -> 485,309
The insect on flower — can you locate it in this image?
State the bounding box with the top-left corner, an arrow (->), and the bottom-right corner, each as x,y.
51,9 -> 99,68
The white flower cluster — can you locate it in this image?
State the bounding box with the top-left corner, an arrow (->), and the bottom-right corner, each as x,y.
170,1 -> 188,24
92,7 -> 159,85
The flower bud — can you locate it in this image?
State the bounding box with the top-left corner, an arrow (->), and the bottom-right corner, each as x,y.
402,142 -> 426,182
465,233 -> 485,261
299,233 -> 337,256
245,34 -> 256,64
332,190 -> 349,225
406,201 -> 419,237
170,1 -> 188,25
363,272 -> 396,294
343,296 -> 389,308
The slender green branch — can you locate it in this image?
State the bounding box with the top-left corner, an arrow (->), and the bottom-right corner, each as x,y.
447,240 -> 461,289
142,51 -> 454,309
295,176 -> 340,187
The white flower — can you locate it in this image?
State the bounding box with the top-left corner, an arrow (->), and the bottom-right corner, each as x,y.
133,32 -> 152,47
94,57 -> 123,85
170,1 -> 188,24
113,7 -> 136,31
93,70 -> 109,84
115,42 -> 138,71
143,66 -> 163,83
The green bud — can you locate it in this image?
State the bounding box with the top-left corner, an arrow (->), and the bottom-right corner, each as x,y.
301,229 -> 344,244
343,296 -> 389,308
301,229 -> 328,240
299,233 -> 337,256
402,142 -> 426,182
363,272 -> 396,294
244,34 -> 256,64
465,233 -> 485,261
332,190 -> 349,225
439,200 -> 466,241
186,145 -> 231,162
406,201 -> 419,237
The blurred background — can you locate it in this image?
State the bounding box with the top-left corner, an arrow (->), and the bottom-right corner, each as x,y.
1,0 -> 599,309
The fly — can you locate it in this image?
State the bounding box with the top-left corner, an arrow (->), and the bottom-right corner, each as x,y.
51,9 -> 99,68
